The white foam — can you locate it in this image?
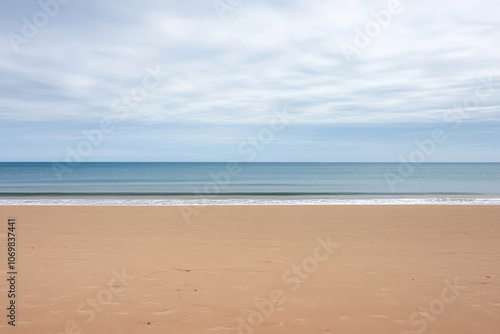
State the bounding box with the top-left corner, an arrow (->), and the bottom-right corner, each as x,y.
1,197 -> 500,206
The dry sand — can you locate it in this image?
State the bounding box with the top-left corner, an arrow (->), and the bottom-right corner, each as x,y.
0,205 -> 499,334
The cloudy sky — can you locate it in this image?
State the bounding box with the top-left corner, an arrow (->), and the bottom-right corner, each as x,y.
0,0 -> 499,162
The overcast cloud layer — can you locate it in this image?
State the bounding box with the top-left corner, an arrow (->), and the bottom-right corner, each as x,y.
0,0 -> 499,161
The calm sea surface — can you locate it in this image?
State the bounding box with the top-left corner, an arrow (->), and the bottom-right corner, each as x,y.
0,162 -> 499,205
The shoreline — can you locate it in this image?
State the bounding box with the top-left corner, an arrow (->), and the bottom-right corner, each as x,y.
1,197 -> 500,206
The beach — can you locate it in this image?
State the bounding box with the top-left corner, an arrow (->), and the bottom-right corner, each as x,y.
3,0 -> 500,332
0,205 -> 499,333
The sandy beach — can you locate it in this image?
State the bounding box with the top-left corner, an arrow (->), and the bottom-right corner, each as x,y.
0,205 -> 499,334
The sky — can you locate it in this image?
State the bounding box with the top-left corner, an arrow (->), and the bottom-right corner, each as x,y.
0,0 -> 499,162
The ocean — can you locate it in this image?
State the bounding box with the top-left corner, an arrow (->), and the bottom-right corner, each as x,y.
0,162 -> 499,205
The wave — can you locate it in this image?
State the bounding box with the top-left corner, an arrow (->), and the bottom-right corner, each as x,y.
1,197 -> 500,206
0,191 -> 489,196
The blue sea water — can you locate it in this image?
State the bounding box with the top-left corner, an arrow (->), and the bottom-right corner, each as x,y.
0,162 -> 499,205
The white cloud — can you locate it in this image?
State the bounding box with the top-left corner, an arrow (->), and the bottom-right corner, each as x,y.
0,0 -> 499,125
